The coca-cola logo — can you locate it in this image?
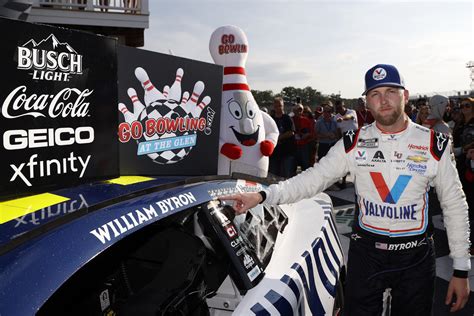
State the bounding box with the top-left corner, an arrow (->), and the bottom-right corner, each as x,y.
2,85 -> 92,119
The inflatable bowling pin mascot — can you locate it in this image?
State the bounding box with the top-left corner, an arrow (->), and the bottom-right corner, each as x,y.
209,26 -> 279,177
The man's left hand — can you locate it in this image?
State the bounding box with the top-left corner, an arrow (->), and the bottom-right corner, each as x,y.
445,276 -> 470,312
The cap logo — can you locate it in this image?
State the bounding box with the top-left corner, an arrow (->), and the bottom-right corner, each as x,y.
372,67 -> 387,81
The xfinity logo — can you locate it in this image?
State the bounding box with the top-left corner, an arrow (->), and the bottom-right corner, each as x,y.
10,152 -> 91,186
17,34 -> 83,82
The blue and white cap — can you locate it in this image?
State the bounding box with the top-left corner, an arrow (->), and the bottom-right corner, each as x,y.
363,64 -> 405,95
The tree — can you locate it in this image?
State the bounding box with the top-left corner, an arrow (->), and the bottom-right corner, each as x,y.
301,86 -> 324,108
280,86 -> 325,109
251,89 -> 274,109
251,86 -> 356,111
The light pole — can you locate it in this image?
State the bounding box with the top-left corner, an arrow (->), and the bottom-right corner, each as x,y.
466,61 -> 474,92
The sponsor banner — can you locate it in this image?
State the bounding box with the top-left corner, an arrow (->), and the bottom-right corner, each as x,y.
355,150 -> 367,161
118,46 -> 222,175
0,17 -> 118,199
362,198 -> 417,220
207,180 -> 262,198
358,137 -> 378,148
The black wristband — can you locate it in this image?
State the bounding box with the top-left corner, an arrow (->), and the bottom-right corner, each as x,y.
453,269 -> 468,279
258,191 -> 266,204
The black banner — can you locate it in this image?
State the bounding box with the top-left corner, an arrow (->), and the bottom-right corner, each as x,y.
118,46 -> 222,175
0,17 -> 119,199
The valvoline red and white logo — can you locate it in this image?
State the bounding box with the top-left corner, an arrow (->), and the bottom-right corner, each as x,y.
355,150 -> 367,161
370,172 -> 412,204
372,67 -> 387,81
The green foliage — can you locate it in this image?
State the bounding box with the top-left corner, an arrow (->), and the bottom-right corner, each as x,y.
251,86 -> 359,111
251,89 -> 274,109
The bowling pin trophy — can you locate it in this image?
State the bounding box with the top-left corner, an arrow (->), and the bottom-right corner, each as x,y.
209,25 -> 279,177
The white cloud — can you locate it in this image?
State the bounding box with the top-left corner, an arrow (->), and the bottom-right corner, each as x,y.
144,1 -> 473,98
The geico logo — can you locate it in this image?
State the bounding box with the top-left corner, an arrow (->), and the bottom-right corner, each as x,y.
3,126 -> 94,150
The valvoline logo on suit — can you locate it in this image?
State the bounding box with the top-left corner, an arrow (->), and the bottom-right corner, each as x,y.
370,172 -> 412,204
355,150 -> 367,161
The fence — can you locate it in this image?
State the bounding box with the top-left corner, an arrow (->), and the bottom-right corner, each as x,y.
33,0 -> 143,14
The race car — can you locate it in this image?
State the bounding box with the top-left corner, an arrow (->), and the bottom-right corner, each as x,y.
0,174 -> 345,315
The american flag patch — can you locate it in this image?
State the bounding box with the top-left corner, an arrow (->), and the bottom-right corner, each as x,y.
375,242 -> 388,250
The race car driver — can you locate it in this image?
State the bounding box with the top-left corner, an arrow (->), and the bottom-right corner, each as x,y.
222,64 -> 470,315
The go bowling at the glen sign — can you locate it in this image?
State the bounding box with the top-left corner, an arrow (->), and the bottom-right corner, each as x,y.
0,17 -> 222,200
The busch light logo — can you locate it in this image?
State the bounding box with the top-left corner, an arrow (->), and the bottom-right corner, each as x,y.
17,34 -> 83,82
118,67 -> 215,164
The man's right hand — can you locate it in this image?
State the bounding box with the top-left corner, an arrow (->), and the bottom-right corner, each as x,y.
219,192 -> 263,215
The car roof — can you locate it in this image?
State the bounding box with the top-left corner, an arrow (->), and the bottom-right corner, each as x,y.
0,175 -> 234,254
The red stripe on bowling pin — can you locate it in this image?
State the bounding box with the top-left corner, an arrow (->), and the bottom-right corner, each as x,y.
197,96 -> 210,111
190,92 -> 199,103
223,83 -> 250,91
143,80 -> 154,91
163,85 -> 169,98
224,67 -> 246,75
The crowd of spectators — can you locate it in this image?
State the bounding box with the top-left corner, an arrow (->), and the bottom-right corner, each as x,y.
267,95 -> 474,199
408,96 -> 474,251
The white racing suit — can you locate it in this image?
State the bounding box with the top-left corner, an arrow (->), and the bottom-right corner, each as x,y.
264,120 -> 470,315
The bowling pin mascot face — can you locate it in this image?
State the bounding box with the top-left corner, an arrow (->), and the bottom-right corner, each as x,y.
209,26 -> 279,177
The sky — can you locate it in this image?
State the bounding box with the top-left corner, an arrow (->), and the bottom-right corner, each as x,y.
144,0 -> 473,99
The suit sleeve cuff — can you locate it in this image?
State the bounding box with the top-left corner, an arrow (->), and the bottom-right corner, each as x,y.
453,270 -> 469,278
453,257 -> 471,272
258,191 -> 266,204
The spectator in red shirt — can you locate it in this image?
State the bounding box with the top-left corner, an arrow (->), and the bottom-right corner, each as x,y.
292,103 -> 313,171
303,106 -> 318,166
356,97 -> 374,128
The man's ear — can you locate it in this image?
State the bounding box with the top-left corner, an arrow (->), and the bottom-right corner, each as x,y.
403,89 -> 410,104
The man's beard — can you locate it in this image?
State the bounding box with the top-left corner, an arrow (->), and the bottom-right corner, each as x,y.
373,106 -> 403,126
